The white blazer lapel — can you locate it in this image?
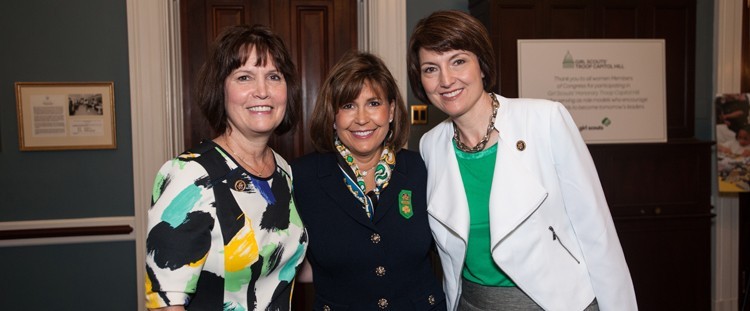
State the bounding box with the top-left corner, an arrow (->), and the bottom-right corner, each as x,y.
423,122 -> 470,243
489,139 -> 548,246
489,95 -> 548,247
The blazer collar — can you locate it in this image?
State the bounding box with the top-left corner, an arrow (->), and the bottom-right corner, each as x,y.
316,153 -> 377,231
315,151 -> 408,228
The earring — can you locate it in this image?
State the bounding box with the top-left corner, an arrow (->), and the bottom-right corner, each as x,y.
333,123 -> 337,130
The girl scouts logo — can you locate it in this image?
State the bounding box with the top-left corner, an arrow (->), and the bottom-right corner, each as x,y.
399,190 -> 413,219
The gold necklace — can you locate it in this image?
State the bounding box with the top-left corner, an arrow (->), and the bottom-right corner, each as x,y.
224,136 -> 271,177
358,163 -> 377,176
453,93 -> 499,153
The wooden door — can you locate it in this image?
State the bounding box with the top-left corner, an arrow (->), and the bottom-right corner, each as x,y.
180,1 -> 357,309
180,0 -> 357,161
588,141 -> 712,311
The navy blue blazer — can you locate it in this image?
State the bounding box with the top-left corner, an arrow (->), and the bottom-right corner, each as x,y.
292,150 -> 446,311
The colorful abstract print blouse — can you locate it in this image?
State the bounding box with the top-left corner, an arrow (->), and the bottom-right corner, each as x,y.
145,143 -> 307,310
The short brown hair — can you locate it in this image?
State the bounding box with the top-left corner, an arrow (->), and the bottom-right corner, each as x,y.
196,24 -> 301,136
309,51 -> 409,152
407,10 -> 496,104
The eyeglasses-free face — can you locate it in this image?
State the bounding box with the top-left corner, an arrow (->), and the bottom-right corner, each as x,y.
418,48 -> 486,120
334,82 -> 394,161
224,47 -> 288,137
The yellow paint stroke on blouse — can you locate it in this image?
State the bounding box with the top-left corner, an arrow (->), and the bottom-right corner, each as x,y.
225,216 -> 259,272
145,273 -> 162,308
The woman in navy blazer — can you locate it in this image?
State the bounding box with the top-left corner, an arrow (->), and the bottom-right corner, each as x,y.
292,51 -> 446,310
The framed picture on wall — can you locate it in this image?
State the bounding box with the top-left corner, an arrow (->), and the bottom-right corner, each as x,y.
15,82 -> 116,151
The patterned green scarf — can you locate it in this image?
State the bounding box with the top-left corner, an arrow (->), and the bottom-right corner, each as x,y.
335,137 -> 395,218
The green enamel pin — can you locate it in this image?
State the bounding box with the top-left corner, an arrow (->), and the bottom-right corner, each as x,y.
399,190 -> 413,219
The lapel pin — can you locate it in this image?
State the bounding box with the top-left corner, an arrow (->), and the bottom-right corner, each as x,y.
516,140 -> 526,151
234,179 -> 247,191
399,190 -> 413,219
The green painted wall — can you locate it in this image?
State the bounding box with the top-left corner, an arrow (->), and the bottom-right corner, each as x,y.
0,1 -> 136,310
0,1 -> 133,220
0,242 -> 137,310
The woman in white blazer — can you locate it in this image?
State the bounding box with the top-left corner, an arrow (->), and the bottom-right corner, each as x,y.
407,10 -> 637,311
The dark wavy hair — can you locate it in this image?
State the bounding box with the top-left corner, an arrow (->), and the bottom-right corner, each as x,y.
407,10 -> 496,105
196,24 -> 301,136
309,51 -> 409,152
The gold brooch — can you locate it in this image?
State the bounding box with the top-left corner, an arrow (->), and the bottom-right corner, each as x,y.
234,179 -> 247,191
516,140 -> 526,151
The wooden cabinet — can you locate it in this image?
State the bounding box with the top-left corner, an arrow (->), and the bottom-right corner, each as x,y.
589,141 -> 712,310
470,0 -> 711,309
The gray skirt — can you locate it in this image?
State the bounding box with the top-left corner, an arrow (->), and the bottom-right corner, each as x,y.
457,278 -> 599,311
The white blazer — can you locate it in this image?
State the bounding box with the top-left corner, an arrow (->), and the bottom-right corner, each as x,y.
419,95 -> 637,311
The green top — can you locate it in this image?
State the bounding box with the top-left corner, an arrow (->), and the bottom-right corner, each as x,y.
454,141 -> 515,287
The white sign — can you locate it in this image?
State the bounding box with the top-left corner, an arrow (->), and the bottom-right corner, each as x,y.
518,39 -> 666,144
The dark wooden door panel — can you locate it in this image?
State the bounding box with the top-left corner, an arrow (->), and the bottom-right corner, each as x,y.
288,2 -> 335,157
655,6 -> 694,138
616,216 -> 711,311
588,142 -> 711,217
601,7 -> 638,38
211,7 -> 246,36
588,141 -> 712,310
547,4 -> 590,38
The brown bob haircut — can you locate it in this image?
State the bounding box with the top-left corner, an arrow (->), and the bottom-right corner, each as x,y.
196,24 -> 301,136
309,51 -> 409,153
407,10 -> 497,105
